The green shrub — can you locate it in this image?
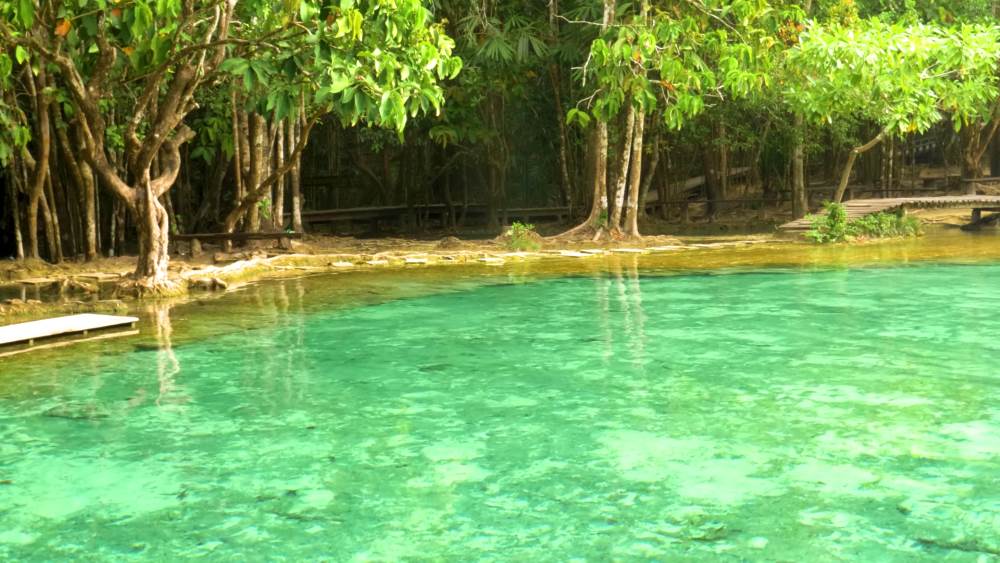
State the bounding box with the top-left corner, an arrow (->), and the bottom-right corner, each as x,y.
805,202 -> 921,243
505,221 -> 541,251
804,202 -> 849,243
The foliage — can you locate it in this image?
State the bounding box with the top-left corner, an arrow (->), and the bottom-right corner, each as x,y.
574,1 -> 802,130
786,20 -> 1000,138
849,212 -> 922,239
806,202 -> 921,243
805,201 -> 850,243
257,198 -> 272,222
504,221 -> 540,251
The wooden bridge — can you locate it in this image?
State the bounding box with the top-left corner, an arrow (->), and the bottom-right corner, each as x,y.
779,195 -> 1000,232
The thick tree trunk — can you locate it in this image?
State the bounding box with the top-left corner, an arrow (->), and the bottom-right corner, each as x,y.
834,131 -> 886,203
134,181 -> 171,286
624,110 -> 646,238
609,104 -> 636,233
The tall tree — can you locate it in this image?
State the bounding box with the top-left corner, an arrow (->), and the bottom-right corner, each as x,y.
1,0 -> 458,289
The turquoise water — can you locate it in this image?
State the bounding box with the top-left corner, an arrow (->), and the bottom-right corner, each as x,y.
1,262 -> 999,560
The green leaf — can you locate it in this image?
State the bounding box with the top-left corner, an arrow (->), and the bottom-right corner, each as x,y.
327,74 -> 353,95
299,1 -> 319,23
18,0 -> 34,28
14,46 -> 29,65
0,54 -> 12,80
133,2 -> 154,37
219,58 -> 249,75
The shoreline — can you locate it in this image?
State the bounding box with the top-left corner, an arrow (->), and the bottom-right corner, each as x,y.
0,232 -> 783,322
0,208 -> 987,323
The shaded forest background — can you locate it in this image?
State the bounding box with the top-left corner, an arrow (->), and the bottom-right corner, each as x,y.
3,0 -> 1000,280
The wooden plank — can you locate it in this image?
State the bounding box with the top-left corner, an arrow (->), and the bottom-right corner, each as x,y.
0,329 -> 139,359
780,195 -> 1000,231
173,232 -> 303,242
18,278 -> 59,286
0,314 -> 139,347
73,272 -> 122,282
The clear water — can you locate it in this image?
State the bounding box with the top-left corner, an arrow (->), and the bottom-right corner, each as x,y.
1,260 -> 999,560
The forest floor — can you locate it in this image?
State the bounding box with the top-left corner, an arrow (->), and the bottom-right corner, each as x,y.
0,206 -> 980,321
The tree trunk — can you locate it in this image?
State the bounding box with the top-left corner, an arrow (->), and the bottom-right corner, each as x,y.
704,143 -> 720,221
247,113 -> 267,232
26,68 -> 51,260
289,118 -> 304,233
609,104 -> 636,233
134,181 -> 171,286
42,173 -> 63,262
223,118 -> 316,235
639,121 -> 661,218
554,0 -> 614,238
834,131 -> 886,203
658,149 -> 670,220
192,154 -> 229,232
751,118 -> 771,196
791,114 -> 808,218
549,64 -> 573,213
624,109 -> 646,238
6,175 -> 24,260
57,117 -> 97,260
273,122 -> 286,230
718,120 -> 729,201
962,126 -> 985,195
81,158 -> 98,260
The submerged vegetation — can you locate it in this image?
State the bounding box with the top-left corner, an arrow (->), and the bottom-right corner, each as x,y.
1,1 -> 999,289
805,202 -> 922,243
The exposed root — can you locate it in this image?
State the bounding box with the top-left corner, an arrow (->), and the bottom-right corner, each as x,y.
188,277 -> 229,291
115,276 -> 188,299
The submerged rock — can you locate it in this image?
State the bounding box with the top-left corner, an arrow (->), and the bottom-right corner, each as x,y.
43,403 -> 111,421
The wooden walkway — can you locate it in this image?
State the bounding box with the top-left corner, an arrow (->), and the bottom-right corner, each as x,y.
779,195 -> 1000,232
0,314 -> 138,347
287,204 -> 571,227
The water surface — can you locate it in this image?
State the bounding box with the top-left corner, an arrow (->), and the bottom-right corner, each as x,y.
1,234 -> 999,560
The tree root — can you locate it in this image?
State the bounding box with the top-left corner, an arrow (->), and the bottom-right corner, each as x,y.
115,276 -> 188,299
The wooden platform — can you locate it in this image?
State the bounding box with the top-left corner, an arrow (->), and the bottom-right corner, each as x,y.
0,314 -> 139,347
287,204 -> 571,226
779,195 -> 1000,232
